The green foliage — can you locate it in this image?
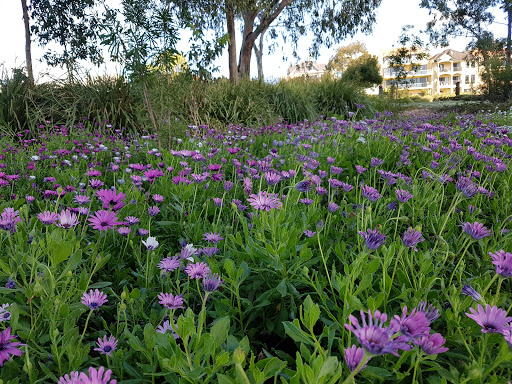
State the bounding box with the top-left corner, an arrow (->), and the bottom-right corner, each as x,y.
327,41 -> 369,73
342,54 -> 383,88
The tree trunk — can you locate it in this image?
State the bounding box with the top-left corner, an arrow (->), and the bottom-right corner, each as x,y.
226,7 -> 238,84
254,28 -> 266,81
21,0 -> 34,85
238,14 -> 256,78
507,2 -> 511,69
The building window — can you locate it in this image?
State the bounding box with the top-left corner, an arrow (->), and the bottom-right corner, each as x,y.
471,75 -> 475,84
465,75 -> 470,84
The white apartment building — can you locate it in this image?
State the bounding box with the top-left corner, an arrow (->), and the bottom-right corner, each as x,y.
285,61 -> 327,79
379,48 -> 481,95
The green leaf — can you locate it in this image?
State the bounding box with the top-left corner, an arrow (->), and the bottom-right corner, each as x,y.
283,320 -> 314,347
210,316 -> 230,346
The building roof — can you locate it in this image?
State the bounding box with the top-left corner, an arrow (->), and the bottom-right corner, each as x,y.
287,61 -> 327,76
430,49 -> 474,62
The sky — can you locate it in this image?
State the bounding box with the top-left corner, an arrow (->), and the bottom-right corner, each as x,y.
0,0 -> 509,82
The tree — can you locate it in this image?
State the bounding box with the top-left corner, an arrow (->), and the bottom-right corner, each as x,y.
342,54 -> 383,87
385,26 -> 429,96
20,0 -> 34,85
327,41 -> 369,74
183,0 -> 383,81
28,0 -> 105,70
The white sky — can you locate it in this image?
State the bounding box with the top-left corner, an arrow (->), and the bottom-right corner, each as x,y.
0,0 -> 508,82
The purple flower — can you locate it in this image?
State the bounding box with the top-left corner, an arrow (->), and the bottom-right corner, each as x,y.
96,188 -> 126,210
94,335 -> 118,356
124,216 -> 140,226
55,209 -> 79,229
300,198 -> 314,205
489,250 -> 512,277
390,306 -> 431,340
117,227 -> 131,236
148,206 -> 160,217
462,222 -> 491,240
203,232 -> 224,243
38,211 -> 59,225
461,284 -> 482,302
466,304 -> 512,333
152,194 -> 164,203
358,228 -> 386,250
185,262 -> 210,279
58,366 -> 117,384
416,301 -> 440,322
344,345 -> 368,372
156,320 -> 179,339
370,158 -> 384,167
88,210 -> 121,231
361,185 -> 381,202
5,278 -> 15,289
296,180 -> 312,192
456,176 -> 478,198
402,228 -> 425,251
345,309 -> 410,356
355,165 -> 367,174
327,202 -> 339,213
0,304 -> 11,323
199,246 -> 219,257
157,293 -> 184,309
396,189 -> 413,203
304,230 -> 316,238
202,273 -> 224,292
247,191 -> 282,211
82,289 -> 108,310
415,333 -> 449,355
0,327 -> 23,367
158,256 -> 181,272
180,244 -> 198,260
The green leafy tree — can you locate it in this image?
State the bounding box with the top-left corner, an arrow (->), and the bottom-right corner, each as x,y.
28,0 -> 104,69
182,0 -> 383,82
342,54 -> 383,88
327,41 -> 369,74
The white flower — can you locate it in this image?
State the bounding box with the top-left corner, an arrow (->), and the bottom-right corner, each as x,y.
357,136 -> 366,144
31,155 -> 40,161
29,175 -> 36,180
142,236 -> 159,250
0,303 -> 12,322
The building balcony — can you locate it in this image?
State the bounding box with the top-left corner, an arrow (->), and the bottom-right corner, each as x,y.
409,82 -> 432,89
439,81 -> 451,87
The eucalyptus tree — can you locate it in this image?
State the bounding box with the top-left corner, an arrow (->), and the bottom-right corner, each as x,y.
183,0 -> 383,82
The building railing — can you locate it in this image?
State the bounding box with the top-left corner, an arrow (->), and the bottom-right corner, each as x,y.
439,81 -> 451,86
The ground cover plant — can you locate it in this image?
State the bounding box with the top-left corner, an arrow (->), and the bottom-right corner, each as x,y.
1,108 -> 512,383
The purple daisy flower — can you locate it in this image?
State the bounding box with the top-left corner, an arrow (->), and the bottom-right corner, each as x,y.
462,222 -> 491,240
59,366 -> 117,384
157,293 -> 184,309
358,228 -> 386,250
158,256 -> 181,272
327,202 -> 339,213
370,158 -> 384,167
82,289 -> 108,310
466,304 -> 512,333
88,210 -> 121,231
94,335 -> 118,356
96,188 -> 126,211
396,189 -> 413,203
402,228 -> 425,251
456,176 -> 478,198
355,165 -> 367,174
148,206 -> 160,217
461,284 -> 482,302
202,273 -> 224,292
489,250 -> 512,277
0,327 -> 23,367
55,209 -> 79,229
247,191 -> 282,211
304,230 -> 316,238
202,232 -> 224,243
300,198 -> 314,205
199,246 -> 219,257
185,262 -> 210,279
124,216 -> 140,226
414,333 -> 449,355
345,309 -> 410,356
117,227 -> 131,236
361,185 -> 381,202
390,306 -> 431,340
416,301 -> 440,322
152,194 -> 164,203
344,345 -> 368,372
38,211 -> 59,225
156,320 -> 180,339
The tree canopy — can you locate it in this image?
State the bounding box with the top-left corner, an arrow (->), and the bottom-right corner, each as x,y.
327,41 -> 369,73
342,54 -> 383,88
